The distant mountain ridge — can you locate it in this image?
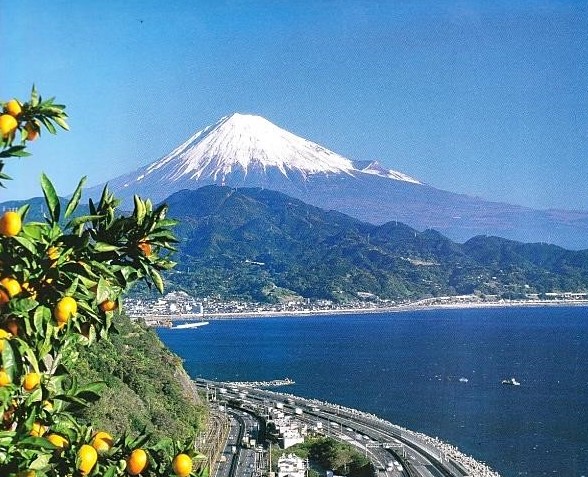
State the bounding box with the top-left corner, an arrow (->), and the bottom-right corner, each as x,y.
2,186 -> 586,302
84,113 -> 588,249
163,186 -> 588,302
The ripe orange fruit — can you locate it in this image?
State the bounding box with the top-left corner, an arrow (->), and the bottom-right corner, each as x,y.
138,240 -> 152,256
23,372 -> 41,391
0,329 -> 10,352
1,278 -> 21,295
77,444 -> 98,475
54,296 -> 77,326
4,99 -> 22,117
0,277 -> 22,305
0,369 -> 11,387
30,421 -> 46,437
3,318 -> 20,336
25,122 -> 39,141
0,114 -> 18,138
2,401 -> 17,428
0,211 -> 22,237
99,299 -> 117,312
92,430 -> 114,453
172,453 -> 193,477
127,448 -> 148,475
47,433 -> 69,450
47,246 -> 60,261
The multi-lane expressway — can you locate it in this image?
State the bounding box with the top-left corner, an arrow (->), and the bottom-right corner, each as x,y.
214,408 -> 264,477
196,379 -> 471,477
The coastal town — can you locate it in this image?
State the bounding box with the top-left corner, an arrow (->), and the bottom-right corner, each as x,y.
124,290 -> 588,326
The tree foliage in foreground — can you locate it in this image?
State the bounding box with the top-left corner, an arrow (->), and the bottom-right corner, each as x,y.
0,88 -> 200,476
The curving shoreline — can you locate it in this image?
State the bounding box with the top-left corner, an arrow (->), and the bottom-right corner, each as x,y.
197,299 -> 588,320
265,388 -> 503,477
216,382 -> 503,477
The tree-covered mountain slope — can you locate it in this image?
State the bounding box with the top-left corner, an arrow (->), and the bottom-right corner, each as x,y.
162,186 -> 588,302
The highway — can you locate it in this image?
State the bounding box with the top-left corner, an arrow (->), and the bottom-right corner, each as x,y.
214,406 -> 266,477
196,379 -> 471,477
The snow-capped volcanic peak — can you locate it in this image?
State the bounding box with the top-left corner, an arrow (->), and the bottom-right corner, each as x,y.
142,113 -> 357,183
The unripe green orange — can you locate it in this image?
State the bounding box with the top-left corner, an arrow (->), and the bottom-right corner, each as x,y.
16,471 -> 35,477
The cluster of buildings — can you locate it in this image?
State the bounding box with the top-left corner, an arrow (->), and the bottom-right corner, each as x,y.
197,298 -> 361,316
276,453 -> 307,477
125,291 -> 203,318
124,291 -> 588,325
267,405 -> 306,449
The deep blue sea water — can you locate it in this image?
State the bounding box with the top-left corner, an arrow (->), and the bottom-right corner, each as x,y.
156,306 -> 588,477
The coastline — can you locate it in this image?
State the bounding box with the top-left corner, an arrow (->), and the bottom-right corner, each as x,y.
143,299 -> 588,322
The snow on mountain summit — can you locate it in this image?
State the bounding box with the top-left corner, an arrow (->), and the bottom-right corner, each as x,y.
139,113 -> 360,184
84,113 -> 588,249
122,113 -> 420,187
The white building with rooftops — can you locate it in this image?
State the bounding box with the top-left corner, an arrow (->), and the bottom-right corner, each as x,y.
277,453 -> 306,477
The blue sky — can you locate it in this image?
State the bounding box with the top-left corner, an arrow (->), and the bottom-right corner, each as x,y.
1,1 -> 586,210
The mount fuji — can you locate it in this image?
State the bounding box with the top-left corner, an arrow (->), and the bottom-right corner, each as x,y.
88,113 -> 588,249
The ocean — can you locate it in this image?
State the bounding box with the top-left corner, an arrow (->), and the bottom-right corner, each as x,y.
156,306 -> 588,477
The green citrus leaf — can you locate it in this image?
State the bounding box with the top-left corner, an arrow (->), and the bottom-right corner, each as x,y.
64,175 -> 87,219
53,115 -> 70,131
134,195 -> 146,225
11,235 -> 38,254
30,84 -> 39,107
149,268 -> 165,294
96,277 -> 110,304
94,242 -> 120,252
22,222 -> 46,240
1,339 -> 17,380
40,173 -> 60,223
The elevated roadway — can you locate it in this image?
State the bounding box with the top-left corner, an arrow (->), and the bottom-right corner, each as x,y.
196,379 -> 472,477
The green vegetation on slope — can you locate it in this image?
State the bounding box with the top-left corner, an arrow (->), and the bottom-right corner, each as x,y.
272,437 -> 372,477
72,313 -> 207,442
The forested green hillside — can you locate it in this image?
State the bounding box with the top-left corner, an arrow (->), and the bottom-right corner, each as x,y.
163,186 -> 588,302
72,313 -> 207,442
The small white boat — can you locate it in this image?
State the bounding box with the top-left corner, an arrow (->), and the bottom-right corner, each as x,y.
459,377 -> 469,383
501,378 -> 521,386
171,321 -> 209,329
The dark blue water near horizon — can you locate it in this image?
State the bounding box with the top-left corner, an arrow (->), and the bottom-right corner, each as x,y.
157,306 -> 588,477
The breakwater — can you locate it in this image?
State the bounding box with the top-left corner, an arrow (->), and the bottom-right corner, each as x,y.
222,378 -> 295,388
